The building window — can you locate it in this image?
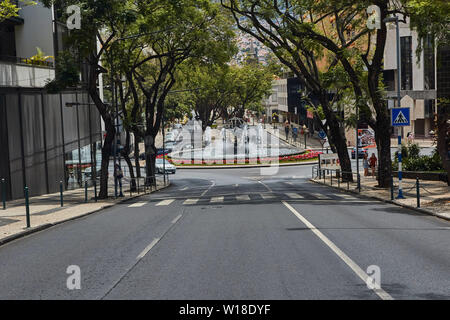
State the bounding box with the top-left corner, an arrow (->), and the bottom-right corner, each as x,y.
271,92 -> 277,102
424,99 -> 435,118
383,70 -> 395,91
401,36 -> 412,90
423,35 -> 435,90
0,24 -> 16,58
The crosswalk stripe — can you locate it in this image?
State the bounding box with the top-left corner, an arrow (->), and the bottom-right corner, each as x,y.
210,196 -> 224,203
128,202 -> 147,207
260,193 -> 275,199
286,193 -> 304,199
335,194 -> 359,200
236,195 -> 250,201
183,198 -> 199,205
311,193 -> 330,200
156,199 -> 175,206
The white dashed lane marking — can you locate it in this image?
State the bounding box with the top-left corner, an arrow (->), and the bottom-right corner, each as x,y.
128,202 -> 147,207
311,193 -> 330,200
285,193 -> 304,199
156,199 -> 175,206
210,196 -> 224,203
236,195 -> 250,201
183,198 -> 199,205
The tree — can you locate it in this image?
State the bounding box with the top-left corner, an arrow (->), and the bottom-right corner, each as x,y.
407,0 -> 450,185
43,0 -> 137,198
127,0 -> 236,185
1,0 -> 35,22
222,0 -> 356,181
227,62 -> 273,119
178,63 -> 237,132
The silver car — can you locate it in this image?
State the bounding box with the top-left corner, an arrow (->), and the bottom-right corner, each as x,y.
155,159 -> 176,174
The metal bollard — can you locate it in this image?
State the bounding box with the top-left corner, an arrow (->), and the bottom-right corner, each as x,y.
60,181 -> 64,207
416,177 -> 420,208
323,170 -> 326,184
137,178 -> 140,194
84,181 -> 88,203
2,178 -> 6,210
94,179 -> 97,202
390,176 -> 394,201
331,172 -> 333,186
357,173 -> 361,193
24,186 -> 30,228
338,171 -> 340,188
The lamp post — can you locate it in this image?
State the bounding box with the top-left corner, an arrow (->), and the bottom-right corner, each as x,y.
384,15 -> 405,199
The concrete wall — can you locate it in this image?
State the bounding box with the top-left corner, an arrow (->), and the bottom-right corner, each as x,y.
14,1 -> 54,60
0,62 -> 55,87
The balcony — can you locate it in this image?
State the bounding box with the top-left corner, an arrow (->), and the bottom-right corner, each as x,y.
0,55 -> 55,88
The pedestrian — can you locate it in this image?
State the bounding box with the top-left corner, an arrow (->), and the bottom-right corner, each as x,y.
114,163 -> 124,197
292,126 -> 298,142
369,153 -> 377,177
363,153 -> 369,177
284,120 -> 290,140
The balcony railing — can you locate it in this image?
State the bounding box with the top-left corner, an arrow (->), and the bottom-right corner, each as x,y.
0,55 -> 54,68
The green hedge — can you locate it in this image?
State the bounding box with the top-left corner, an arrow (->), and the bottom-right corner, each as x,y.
392,143 -> 443,172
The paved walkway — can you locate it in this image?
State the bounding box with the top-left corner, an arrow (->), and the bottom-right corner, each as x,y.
312,173 -> 450,220
0,176 -> 169,244
266,125 -> 324,150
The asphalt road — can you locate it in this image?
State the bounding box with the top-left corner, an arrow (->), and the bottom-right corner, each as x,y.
0,165 -> 448,299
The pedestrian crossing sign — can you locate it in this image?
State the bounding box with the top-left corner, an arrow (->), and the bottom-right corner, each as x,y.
392,108 -> 410,126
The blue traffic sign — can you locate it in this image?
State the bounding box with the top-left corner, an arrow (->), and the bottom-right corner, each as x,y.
392,108 -> 410,127
318,130 -> 327,139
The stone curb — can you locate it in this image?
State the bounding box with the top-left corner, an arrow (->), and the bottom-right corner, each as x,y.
0,183 -> 171,247
176,161 -> 318,169
309,179 -> 450,221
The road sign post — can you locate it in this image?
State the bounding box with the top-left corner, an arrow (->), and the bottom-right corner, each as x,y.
392,107 -> 410,199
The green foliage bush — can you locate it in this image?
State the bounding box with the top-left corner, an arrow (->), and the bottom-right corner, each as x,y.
392,143 -> 443,171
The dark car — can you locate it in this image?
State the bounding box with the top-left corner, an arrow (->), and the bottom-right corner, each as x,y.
351,147 -> 368,159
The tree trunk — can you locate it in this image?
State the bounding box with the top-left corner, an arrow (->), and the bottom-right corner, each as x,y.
321,98 -> 353,181
122,129 -> 136,191
98,122 -> 115,199
374,123 -> 393,188
134,134 -> 141,178
436,101 -> 450,185
144,134 -> 157,187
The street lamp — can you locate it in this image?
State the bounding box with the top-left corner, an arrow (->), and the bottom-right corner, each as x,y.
383,15 -> 405,199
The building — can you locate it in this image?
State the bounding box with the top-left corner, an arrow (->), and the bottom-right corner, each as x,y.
0,1 -> 102,200
383,19 -> 438,139
263,78 -> 288,123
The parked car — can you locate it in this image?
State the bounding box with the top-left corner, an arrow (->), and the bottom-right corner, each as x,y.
155,159 -> 176,174
351,147 -> 368,159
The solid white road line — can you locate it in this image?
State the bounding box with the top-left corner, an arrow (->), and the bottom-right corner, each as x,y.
201,180 -> 216,197
171,214 -> 182,224
258,180 -> 272,192
210,196 -> 224,203
137,238 -> 160,260
236,195 -> 250,201
311,193 -> 330,200
183,198 -> 199,205
282,201 -> 393,300
286,193 -> 304,199
128,202 -> 147,207
156,199 -> 175,206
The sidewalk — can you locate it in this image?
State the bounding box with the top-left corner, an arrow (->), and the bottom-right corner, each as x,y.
0,176 -> 169,245
266,125 -> 324,150
312,173 -> 450,220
